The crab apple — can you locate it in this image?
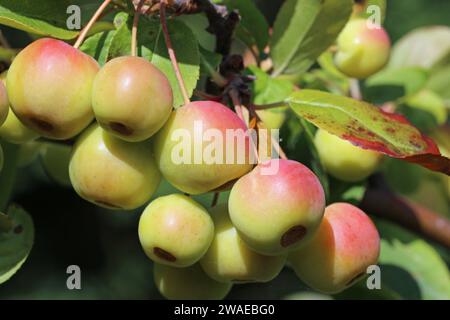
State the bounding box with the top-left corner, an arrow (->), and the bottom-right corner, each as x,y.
200,204 -> 286,283
0,107 -> 39,144
288,203 -> 380,294
229,159 -> 326,256
0,81 -> 8,127
154,263 -> 232,300
0,72 -> 39,144
69,125 -> 160,210
153,101 -> 253,195
314,129 -> 382,182
334,18 -> 390,79
92,56 -> 173,142
6,38 -> 99,139
138,194 -> 214,267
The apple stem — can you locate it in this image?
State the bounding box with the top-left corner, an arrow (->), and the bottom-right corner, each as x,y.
131,0 -> 146,57
229,89 -> 260,163
160,0 -> 191,105
73,0 -> 112,49
349,78 -> 362,100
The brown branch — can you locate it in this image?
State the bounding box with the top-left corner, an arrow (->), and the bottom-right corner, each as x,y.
193,0 -> 240,56
73,0 -> 113,49
360,178 -> 450,249
160,0 -> 191,105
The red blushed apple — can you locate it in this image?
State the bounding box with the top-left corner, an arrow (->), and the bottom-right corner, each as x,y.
6,38 -> 99,139
335,18 -> 391,79
288,202 -> 380,294
153,101 -> 254,195
229,159 -> 326,256
92,56 -> 173,142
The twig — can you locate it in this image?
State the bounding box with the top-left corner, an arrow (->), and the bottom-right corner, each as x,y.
160,0 -> 191,105
73,0 -> 112,49
349,78 -> 362,100
360,177 -> 450,249
229,89 -> 259,163
194,0 -> 240,56
131,0 -> 146,56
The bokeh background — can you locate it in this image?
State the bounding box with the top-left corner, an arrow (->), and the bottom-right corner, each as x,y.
0,0 -> 449,300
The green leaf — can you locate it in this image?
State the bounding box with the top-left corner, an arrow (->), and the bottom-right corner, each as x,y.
328,178 -> 367,206
108,14 -> 200,108
366,67 -> 429,96
0,0 -> 79,39
405,90 -> 447,125
176,14 -> 216,52
80,30 -> 116,66
223,0 -> 269,52
426,65 -> 450,102
0,206 -> 34,285
270,0 -> 352,77
389,26 -> 450,70
376,219 -> 450,300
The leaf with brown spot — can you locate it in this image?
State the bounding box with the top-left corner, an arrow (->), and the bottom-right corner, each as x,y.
287,90 -> 450,175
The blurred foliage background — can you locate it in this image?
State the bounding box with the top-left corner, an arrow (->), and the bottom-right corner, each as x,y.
0,0 -> 449,300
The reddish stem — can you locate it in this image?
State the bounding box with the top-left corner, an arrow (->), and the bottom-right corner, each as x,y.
131,0 -> 147,56
73,0 -> 112,49
160,0 -> 191,105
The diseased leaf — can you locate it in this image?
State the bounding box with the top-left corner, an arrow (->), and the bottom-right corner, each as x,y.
108,14 -> 200,108
0,206 -> 34,284
270,0 -> 352,77
288,89 -> 450,175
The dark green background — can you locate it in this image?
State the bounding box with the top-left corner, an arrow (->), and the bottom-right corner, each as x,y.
0,0 -> 449,300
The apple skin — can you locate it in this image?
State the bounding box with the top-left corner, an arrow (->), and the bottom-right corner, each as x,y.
0,81 -> 8,127
153,101 -> 254,195
92,56 -> 173,142
69,125 -> 161,210
288,203 -> 380,294
200,204 -> 286,283
6,38 -> 99,139
0,72 -> 39,144
314,129 -> 382,182
229,159 -> 326,256
138,194 -> 214,267
335,19 -> 390,79
154,263 -> 232,300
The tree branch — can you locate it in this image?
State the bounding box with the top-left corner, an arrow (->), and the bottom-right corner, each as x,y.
360,177 -> 450,249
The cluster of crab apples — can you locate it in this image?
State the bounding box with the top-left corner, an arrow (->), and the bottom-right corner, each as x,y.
0,17 -> 390,299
